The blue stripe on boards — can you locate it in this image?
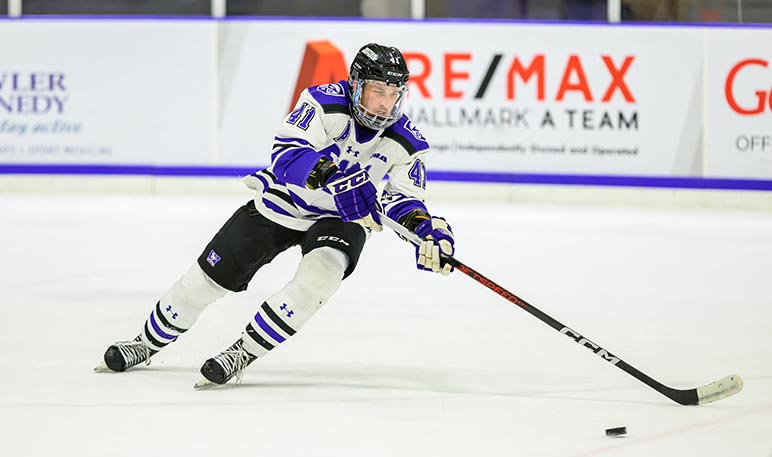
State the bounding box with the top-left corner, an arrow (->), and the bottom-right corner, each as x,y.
254,312 -> 286,344
2,163 -> 772,192
425,171 -> 772,191
0,163 -> 256,177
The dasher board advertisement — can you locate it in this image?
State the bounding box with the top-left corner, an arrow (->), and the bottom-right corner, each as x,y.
0,20 -> 215,166
705,28 -> 772,179
219,20 -> 703,177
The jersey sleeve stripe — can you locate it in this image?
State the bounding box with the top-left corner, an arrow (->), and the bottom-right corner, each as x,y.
382,129 -> 419,155
287,190 -> 337,216
261,199 -> 296,218
252,173 -> 270,191
384,200 -> 427,222
274,136 -> 312,146
321,104 -> 350,115
382,191 -> 425,207
266,188 -> 296,207
271,145 -> 315,163
270,146 -> 291,162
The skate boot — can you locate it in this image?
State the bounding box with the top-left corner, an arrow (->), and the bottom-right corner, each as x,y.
94,335 -> 158,372
194,339 -> 257,389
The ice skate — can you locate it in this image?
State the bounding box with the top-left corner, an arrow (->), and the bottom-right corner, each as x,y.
94,335 -> 158,372
194,339 -> 256,389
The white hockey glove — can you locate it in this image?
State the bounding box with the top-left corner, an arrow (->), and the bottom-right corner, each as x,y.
414,216 -> 455,276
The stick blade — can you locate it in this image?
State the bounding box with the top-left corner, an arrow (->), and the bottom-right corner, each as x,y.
697,374 -> 743,405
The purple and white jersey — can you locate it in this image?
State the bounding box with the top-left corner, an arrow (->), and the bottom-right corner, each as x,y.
244,80 -> 431,232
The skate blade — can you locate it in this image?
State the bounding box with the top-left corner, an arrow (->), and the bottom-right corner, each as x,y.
193,377 -> 217,390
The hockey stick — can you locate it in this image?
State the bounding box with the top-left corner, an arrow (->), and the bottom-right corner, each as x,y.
380,214 -> 743,406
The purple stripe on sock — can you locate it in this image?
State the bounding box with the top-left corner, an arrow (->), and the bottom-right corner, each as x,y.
149,311 -> 177,341
254,312 -> 286,344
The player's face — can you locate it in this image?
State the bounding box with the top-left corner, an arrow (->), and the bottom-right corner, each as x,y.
360,81 -> 402,116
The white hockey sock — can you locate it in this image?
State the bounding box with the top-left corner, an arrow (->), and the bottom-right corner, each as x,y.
141,263 -> 228,351
241,247 -> 348,357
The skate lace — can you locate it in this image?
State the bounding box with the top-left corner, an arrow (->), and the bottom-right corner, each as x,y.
117,339 -> 152,368
215,343 -> 253,384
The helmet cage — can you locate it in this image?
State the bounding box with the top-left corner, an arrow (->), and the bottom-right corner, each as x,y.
350,79 -> 408,130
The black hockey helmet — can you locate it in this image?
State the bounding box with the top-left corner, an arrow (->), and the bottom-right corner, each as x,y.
349,43 -> 409,130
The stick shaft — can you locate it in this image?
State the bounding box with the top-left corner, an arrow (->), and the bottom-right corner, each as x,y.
380,215 -> 702,405
449,258 -> 699,405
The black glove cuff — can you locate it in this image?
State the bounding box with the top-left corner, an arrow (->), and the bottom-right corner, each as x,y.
398,209 -> 431,233
306,157 -> 339,190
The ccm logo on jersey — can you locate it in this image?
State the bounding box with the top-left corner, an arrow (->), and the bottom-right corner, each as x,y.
329,169 -> 369,194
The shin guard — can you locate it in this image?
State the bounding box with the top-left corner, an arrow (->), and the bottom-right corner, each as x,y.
141,263 -> 229,351
241,247 -> 348,357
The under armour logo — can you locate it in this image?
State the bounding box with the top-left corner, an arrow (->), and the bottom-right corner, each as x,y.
165,305 -> 179,319
279,303 -> 295,318
346,146 -> 360,157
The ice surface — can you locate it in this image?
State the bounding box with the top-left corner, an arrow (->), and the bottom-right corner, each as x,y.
1,194 -> 771,457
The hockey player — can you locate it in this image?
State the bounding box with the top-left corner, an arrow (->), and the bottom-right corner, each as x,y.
96,43 -> 455,387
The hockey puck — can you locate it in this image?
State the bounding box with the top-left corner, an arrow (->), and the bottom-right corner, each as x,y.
605,426 -> 627,437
